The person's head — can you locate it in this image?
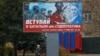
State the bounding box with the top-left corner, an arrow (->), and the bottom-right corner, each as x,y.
70,4 -> 79,16
41,8 -> 46,14
37,44 -> 40,48
33,6 -> 39,13
55,2 -> 63,12
48,10 -> 52,16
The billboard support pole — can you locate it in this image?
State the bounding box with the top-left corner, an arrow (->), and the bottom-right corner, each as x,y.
46,32 -> 59,56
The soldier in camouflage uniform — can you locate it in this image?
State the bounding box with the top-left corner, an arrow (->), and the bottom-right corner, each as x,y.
23,3 -> 31,20
31,6 -> 47,20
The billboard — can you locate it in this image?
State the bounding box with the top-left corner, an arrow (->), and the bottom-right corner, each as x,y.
23,2 -> 82,32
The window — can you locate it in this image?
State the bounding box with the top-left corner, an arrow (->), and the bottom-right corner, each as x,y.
83,12 -> 92,22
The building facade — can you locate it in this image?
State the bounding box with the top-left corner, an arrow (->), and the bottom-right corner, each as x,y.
82,0 -> 100,37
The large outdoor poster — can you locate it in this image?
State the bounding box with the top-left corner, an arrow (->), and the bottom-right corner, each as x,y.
23,2 -> 82,32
